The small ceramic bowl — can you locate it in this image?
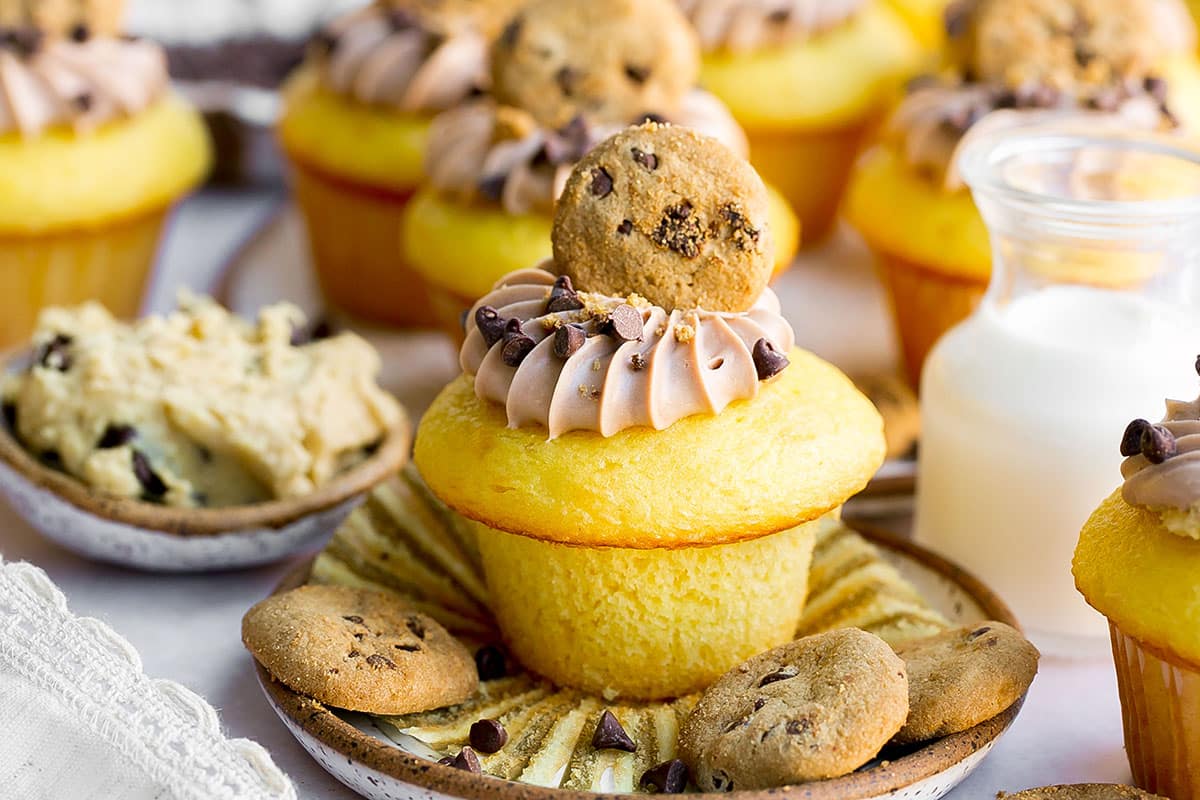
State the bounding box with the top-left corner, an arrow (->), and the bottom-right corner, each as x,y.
0,411 -> 411,573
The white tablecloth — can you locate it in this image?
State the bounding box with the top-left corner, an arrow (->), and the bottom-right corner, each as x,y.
0,192 -> 1141,799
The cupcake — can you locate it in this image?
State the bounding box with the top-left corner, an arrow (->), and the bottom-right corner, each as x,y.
885,0 -> 952,48
414,123 -> 884,699
0,0 -> 125,36
404,0 -> 800,338
0,24 -> 210,349
278,0 -> 520,328
676,0 -> 923,245
845,0 -> 1200,387
1075,370 -> 1200,800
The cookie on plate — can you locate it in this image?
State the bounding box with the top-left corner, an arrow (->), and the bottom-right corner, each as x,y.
243,584 -> 478,715
853,372 -> 920,459
553,122 -> 774,312
893,621 -> 1039,744
679,628 -> 908,790
999,785 -> 1165,799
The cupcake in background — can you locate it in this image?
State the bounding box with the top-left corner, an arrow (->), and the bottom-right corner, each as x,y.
1075,369 -> 1200,800
845,0 -> 1200,387
0,21 -> 211,348
277,0 -> 520,328
676,0 -> 923,245
405,0 -> 800,338
0,0 -> 125,35
885,0 -> 952,48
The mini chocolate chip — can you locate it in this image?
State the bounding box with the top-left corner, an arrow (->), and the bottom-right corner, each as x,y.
310,29 -> 340,55
406,616 -> 426,639
720,203 -> 760,251
3,27 -> 42,57
449,747 -> 482,774
1074,44 -> 1094,67
753,698 -> 767,711
1146,76 -> 1169,102
475,645 -> 507,680
499,16 -> 523,48
353,632 -> 365,641
1121,419 -> 1151,457
394,643 -> 421,652
786,717 -> 812,735
197,444 -> 213,463
752,339 -> 789,381
967,626 -> 992,640
641,760 -> 688,794
131,451 -> 168,498
624,63 -> 650,84
2,402 -> 15,431
437,756 -> 455,766
547,275 -> 584,313
768,8 -> 791,23
710,771 -> 733,792
590,167 -> 614,198
651,201 -> 705,258
604,304 -> 643,342
501,319 -> 536,367
616,219 -> 633,235
70,23 -> 90,42
342,615 -> 364,624
592,710 -> 636,752
385,8 -> 417,30
74,92 -> 93,112
1141,424 -> 1178,464
36,334 -> 73,371
478,173 -> 507,203
555,65 -> 579,97
40,450 -> 62,468
759,665 -> 799,687
469,719 -> 509,754
722,717 -> 747,733
553,324 -> 587,359
635,112 -> 668,125
366,654 -> 396,669
630,352 -> 647,372
290,318 -> 334,346
475,306 -> 507,347
631,147 -> 658,171
97,424 -> 136,449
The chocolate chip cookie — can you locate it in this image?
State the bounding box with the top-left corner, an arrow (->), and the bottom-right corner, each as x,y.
999,785 -> 1165,800
553,123 -> 774,312
893,621 -> 1039,744
853,373 -> 920,459
490,0 -> 700,129
679,629 -> 909,790
243,584 -> 478,715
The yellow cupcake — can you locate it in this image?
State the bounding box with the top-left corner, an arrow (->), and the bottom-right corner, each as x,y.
682,0 -> 922,245
845,0 -> 1200,387
884,0 -> 951,48
0,31 -> 210,348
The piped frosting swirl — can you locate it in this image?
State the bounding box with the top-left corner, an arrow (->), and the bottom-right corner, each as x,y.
0,32 -> 168,137
1122,399 -> 1200,517
675,0 -> 865,53
460,267 -> 794,438
425,92 -> 749,214
313,3 -> 487,112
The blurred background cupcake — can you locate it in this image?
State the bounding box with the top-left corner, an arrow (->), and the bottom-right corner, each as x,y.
885,0 -> 952,48
845,0 -> 1200,387
677,0 -> 924,245
404,0 -> 800,339
0,5 -> 211,348
277,0 -> 518,329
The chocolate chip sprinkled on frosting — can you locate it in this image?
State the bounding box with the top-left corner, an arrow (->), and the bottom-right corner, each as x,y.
677,0 -> 866,53
475,306 -> 506,347
605,304 -> 644,342
500,320 -> 536,367
752,339 -> 790,380
1121,374 -> 1200,518
547,275 -> 584,313
553,324 -> 587,359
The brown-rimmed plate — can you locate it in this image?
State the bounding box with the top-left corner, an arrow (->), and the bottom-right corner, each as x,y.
253,523 -> 1024,800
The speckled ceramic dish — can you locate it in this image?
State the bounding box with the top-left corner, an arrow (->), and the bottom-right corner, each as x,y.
0,405 -> 411,572
256,523 -> 1024,800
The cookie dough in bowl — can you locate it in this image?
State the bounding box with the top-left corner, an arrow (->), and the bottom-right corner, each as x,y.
0,296 -> 411,571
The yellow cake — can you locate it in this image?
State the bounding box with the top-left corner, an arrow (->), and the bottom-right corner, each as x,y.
680,0 -> 922,245
845,0 -> 1200,386
1075,395 -> 1200,799
414,124 -> 884,698
0,29 -> 210,348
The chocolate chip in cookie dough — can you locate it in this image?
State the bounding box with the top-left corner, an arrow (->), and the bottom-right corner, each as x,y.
475,306 -> 507,347
97,424 -> 137,449
758,664 -> 800,687
604,304 -> 643,342
616,219 -> 633,236
501,319 -> 536,367
624,64 -> 650,84
553,324 -> 587,359
547,275 -> 584,313
631,147 -> 658,171
131,450 -> 168,499
590,167 -> 614,198
650,201 -> 705,259
641,759 -> 688,794
469,719 -> 509,754
1121,419 -> 1150,457
752,339 -> 789,381
592,709 -> 637,752
36,334 -> 73,372
474,645 -> 508,681
1141,423 -> 1178,464
69,23 -> 90,42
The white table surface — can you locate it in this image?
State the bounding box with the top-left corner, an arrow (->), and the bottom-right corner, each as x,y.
0,192 -> 1138,799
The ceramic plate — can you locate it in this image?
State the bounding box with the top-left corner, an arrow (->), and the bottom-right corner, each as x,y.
255,524 -> 1022,800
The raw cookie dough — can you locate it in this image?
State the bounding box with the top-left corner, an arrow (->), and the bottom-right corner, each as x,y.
2,295 -> 403,507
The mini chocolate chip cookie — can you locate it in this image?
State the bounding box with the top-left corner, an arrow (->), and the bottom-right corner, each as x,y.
243,584 -> 478,715
679,629 -> 909,790
853,373 -> 921,459
553,123 -> 774,313
892,621 -> 1039,744
490,0 -> 699,129
999,785 -> 1165,800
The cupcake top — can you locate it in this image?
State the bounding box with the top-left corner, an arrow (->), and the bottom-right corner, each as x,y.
0,0 -> 125,37
423,0 -> 748,214
309,0 -> 519,113
1,296 -> 403,508
676,0 -> 867,54
458,123 -> 789,439
0,26 -> 169,137
888,0 -> 1191,189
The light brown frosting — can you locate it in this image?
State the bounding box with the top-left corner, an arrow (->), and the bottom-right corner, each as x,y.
0,35 -> 168,137
676,0 -> 865,52
460,267 -> 795,439
425,91 -> 749,214
1122,398 -> 1200,512
316,4 -> 486,112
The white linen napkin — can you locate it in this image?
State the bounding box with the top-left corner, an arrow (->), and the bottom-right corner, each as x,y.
0,556 -> 296,800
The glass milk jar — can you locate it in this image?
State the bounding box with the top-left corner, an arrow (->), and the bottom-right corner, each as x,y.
914,128 -> 1200,651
